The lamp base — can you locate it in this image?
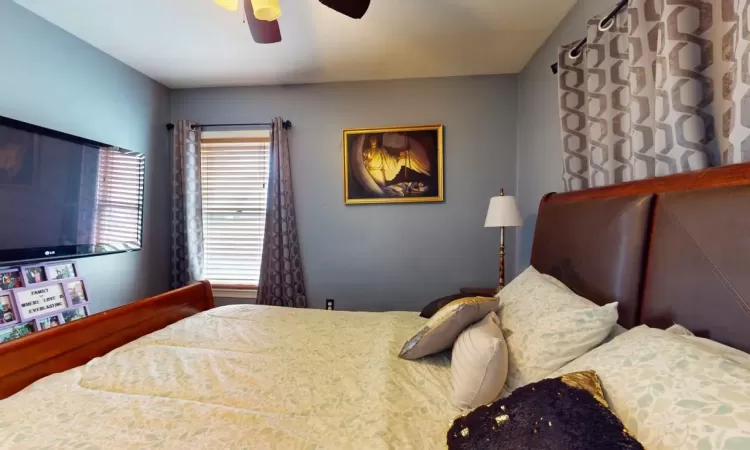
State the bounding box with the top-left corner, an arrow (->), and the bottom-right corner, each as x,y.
497,226 -> 506,293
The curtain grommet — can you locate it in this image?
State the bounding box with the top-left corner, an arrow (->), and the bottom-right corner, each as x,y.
598,15 -> 615,32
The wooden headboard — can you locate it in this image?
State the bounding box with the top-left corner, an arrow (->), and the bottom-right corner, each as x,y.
0,281 -> 214,400
531,163 -> 750,352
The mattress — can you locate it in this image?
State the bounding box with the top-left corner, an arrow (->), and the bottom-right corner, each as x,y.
0,305 -> 458,449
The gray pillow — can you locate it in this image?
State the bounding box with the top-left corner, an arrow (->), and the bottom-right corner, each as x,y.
399,297 -> 498,360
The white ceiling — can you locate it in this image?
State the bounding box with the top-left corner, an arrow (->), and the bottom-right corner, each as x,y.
14,0 -> 576,89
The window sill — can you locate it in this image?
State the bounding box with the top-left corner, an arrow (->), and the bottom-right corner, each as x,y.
212,288 -> 258,300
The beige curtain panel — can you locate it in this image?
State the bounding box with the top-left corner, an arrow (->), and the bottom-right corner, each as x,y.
558,0 -> 750,192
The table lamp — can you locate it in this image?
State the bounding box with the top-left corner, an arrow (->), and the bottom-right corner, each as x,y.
484,189 -> 523,292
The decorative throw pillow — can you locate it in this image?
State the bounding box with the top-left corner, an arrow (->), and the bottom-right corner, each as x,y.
399,297 -> 498,360
497,266 -> 618,390
419,294 -> 468,319
451,312 -> 508,410
552,326 -> 750,449
447,370 -> 643,449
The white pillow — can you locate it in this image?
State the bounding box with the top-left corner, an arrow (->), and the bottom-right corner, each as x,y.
552,326 -> 750,449
602,323 -> 627,344
497,266 -> 619,390
496,268 -> 568,298
662,325 -> 750,367
451,312 -> 508,410
666,323 -> 694,336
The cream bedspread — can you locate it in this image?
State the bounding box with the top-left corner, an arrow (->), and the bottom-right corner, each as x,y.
0,305 -> 458,449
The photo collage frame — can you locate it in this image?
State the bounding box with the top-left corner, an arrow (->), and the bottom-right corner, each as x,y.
0,261 -> 89,343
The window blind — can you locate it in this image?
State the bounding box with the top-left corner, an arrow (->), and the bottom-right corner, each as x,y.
200,136 -> 270,287
94,148 -> 144,247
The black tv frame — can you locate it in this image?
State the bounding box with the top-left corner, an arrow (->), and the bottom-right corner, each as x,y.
0,115 -> 145,266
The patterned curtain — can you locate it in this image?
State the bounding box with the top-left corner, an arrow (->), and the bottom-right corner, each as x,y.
558,0 -> 750,192
257,118 -> 307,308
171,120 -> 205,288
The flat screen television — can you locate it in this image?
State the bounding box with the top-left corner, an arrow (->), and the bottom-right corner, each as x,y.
0,116 -> 145,265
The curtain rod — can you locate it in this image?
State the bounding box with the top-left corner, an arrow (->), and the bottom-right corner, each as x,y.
165,121 -> 292,131
550,0 -> 628,75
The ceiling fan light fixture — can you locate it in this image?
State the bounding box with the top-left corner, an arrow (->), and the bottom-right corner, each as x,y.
213,0 -> 240,11
252,0 -> 282,21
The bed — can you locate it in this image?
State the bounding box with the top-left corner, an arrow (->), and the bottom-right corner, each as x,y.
0,162 -> 748,448
0,304 -> 456,448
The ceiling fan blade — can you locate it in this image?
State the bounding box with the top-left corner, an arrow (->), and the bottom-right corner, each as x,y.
214,0 -> 239,11
319,0 -> 370,19
245,0 -> 281,44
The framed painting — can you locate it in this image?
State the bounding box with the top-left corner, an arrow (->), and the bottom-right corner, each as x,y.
15,281 -> 68,322
20,265 -> 47,286
0,322 -> 35,344
61,306 -> 89,324
65,278 -> 89,306
44,261 -> 78,281
343,125 -> 444,205
0,269 -> 24,290
36,314 -> 62,331
0,290 -> 19,327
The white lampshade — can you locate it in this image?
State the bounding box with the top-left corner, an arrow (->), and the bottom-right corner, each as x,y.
484,195 -> 523,228
214,0 -> 239,11
252,0 -> 282,21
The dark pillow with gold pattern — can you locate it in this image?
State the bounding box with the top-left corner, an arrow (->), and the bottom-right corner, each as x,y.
419,294 -> 468,319
447,371 -> 644,450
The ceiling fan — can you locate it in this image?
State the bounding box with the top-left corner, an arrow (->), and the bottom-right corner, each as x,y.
213,0 -> 371,44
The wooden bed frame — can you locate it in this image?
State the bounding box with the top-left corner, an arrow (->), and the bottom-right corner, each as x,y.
0,281 -> 214,400
0,163 -> 748,402
532,161 -> 750,351
544,161 -> 750,203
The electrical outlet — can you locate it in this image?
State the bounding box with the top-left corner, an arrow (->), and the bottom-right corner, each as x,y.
326,299 -> 335,310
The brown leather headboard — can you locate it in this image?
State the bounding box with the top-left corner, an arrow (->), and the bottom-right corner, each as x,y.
641,185 -> 750,353
530,162 -> 750,353
531,194 -> 653,328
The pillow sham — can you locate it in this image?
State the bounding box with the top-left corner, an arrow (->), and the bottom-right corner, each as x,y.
447,370 -> 643,449
399,297 -> 498,360
552,326 -> 750,449
602,323 -> 627,344
451,312 -> 508,410
538,272 -> 569,291
665,323 -> 693,336
495,267 -> 569,299
497,266 -> 618,390
682,334 -> 750,368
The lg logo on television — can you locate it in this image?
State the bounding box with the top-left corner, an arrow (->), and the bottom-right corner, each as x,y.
44,250 -> 56,256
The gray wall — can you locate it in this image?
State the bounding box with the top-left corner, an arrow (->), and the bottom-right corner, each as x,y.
514,0 -> 611,275
0,1 -> 172,313
171,76 -> 518,311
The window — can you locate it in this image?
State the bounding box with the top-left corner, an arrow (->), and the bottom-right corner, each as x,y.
93,148 -> 144,248
200,131 -> 271,288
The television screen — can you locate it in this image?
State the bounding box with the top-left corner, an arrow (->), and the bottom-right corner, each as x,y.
0,116 -> 145,265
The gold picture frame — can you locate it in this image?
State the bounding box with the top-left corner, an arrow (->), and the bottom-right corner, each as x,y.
343,124 -> 444,205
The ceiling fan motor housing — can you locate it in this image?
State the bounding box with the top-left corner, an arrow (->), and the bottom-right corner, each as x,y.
229,0 -> 372,44
319,0 -> 371,19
